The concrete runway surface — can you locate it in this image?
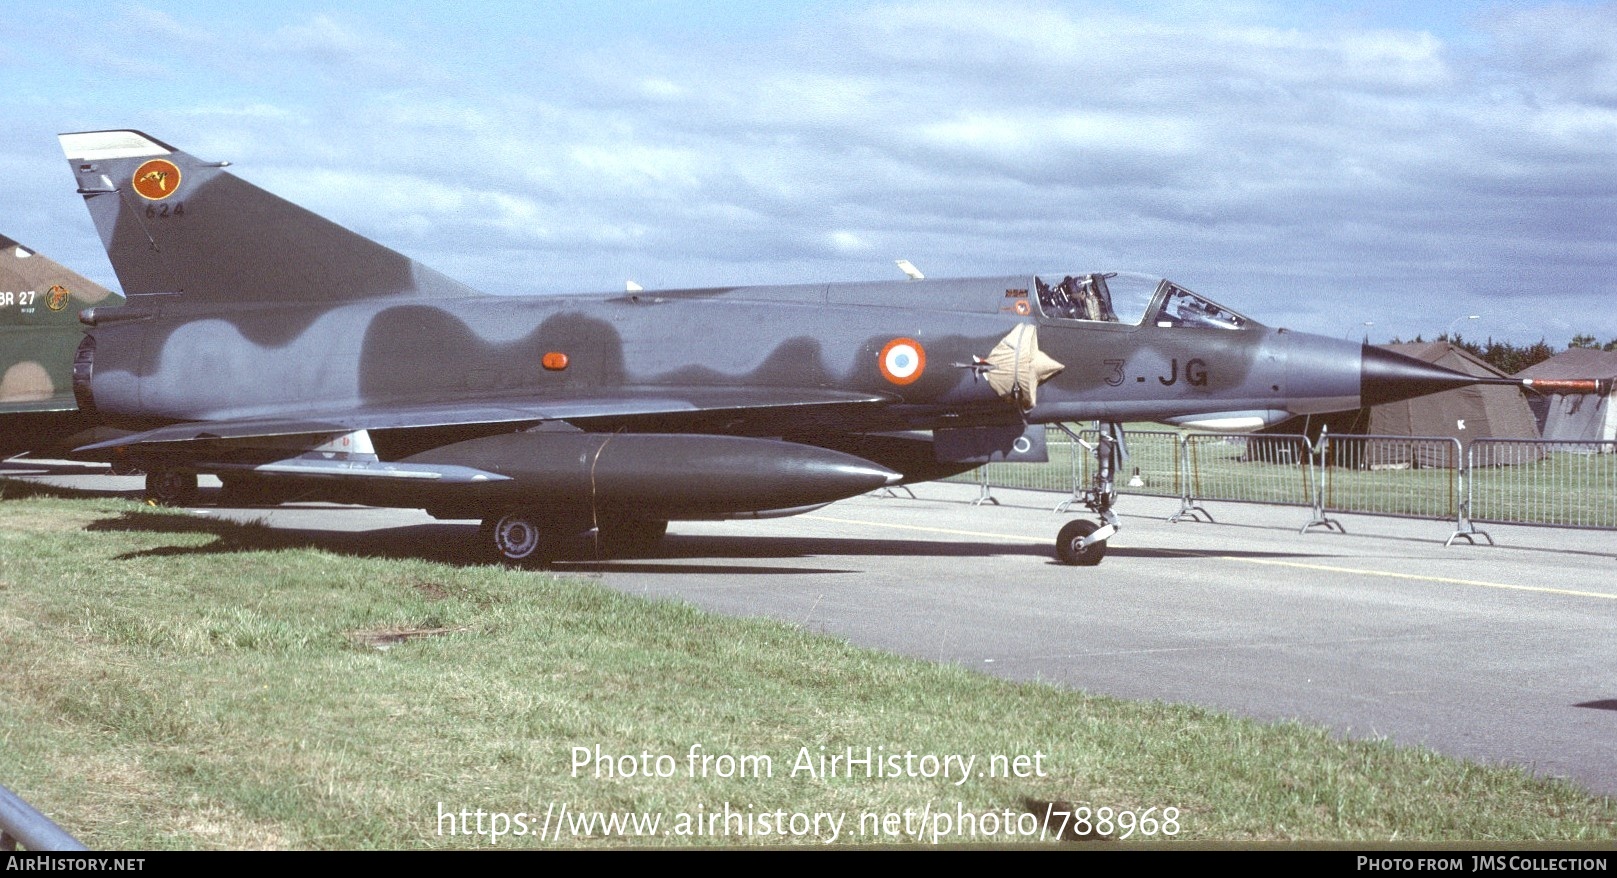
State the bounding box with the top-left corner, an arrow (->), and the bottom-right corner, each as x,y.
6,458 -> 1615,798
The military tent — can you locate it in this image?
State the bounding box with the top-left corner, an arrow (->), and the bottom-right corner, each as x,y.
1514,348 -> 1617,449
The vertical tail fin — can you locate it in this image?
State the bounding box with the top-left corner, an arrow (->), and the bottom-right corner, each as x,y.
58,130 -> 483,307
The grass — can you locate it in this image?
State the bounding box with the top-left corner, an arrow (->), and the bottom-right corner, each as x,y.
2,483 -> 1615,848
1469,452 -> 1617,528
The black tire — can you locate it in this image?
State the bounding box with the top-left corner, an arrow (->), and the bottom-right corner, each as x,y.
487,510 -> 555,567
145,470 -> 199,506
595,517 -> 668,558
1056,519 -> 1106,566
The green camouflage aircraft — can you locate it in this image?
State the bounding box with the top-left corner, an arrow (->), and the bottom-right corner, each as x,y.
58,129 -> 1556,565
0,233 -> 122,458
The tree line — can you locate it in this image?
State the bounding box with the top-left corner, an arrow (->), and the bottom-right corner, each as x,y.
1382,334 -> 1617,376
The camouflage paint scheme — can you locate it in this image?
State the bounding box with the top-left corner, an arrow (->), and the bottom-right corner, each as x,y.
0,234 -> 123,456
58,130 -> 1503,564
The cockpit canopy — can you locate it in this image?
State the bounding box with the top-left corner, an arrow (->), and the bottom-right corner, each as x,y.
1034,272 -> 1253,330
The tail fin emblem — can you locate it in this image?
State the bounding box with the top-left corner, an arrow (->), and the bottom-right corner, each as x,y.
46,284 -> 71,311
132,159 -> 181,200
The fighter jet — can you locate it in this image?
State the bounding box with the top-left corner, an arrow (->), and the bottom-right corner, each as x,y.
57,129 -> 1533,565
0,233 -> 123,458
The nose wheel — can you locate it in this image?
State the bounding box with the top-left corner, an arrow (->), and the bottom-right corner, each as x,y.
1056,519 -> 1108,566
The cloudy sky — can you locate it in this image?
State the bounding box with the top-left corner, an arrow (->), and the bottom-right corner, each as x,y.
4,1 -> 1614,345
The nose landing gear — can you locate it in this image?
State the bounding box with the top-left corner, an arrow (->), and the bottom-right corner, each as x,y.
1054,421 -> 1123,566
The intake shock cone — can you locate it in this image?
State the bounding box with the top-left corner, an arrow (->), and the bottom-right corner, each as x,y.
1359,345 -> 1515,407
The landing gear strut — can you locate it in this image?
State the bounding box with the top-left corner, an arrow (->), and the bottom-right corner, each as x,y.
1055,421 -> 1122,565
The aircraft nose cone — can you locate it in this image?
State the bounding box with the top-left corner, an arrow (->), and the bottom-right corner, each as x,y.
1359,344 -> 1513,407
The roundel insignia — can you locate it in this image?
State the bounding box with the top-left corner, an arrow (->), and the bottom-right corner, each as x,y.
46,285 -> 71,312
878,337 -> 926,386
1013,299 -> 1031,316
132,159 -> 182,200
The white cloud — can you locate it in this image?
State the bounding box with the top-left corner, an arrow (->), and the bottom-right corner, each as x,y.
829,230 -> 869,252
122,5 -> 215,45
1484,2 -> 1617,104
5,1 -> 1615,343
567,144 -> 706,189
266,13 -> 419,83
637,78 -> 688,100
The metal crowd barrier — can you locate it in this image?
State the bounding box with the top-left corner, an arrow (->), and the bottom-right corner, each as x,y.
957,432 -> 1080,507
948,425 -> 1617,545
1110,429 -> 1183,500
1316,434 -> 1462,520
0,783 -> 86,851
1180,433 -> 1315,523
1466,439 -> 1617,530
1313,433 -> 1479,543
1053,429 -> 1181,514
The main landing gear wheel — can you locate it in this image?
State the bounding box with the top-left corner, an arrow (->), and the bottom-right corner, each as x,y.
1056,519 -> 1107,566
487,510 -> 557,567
145,470 -> 199,506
